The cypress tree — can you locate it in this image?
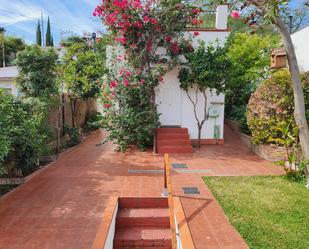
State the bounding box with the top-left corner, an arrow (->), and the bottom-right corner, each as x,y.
36,21 -> 42,46
51,36 -> 54,47
45,17 -> 52,46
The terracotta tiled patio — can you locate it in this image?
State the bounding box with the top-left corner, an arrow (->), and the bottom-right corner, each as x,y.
0,125 -> 284,249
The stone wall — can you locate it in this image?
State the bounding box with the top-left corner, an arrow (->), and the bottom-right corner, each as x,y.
225,119 -> 287,162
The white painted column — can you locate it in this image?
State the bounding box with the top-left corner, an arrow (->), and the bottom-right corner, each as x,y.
216,4 -> 228,30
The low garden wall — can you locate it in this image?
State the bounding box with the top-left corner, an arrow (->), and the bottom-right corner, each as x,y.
225,119 -> 286,162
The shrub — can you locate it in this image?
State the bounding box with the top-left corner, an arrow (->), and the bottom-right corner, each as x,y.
15,45 -> 58,97
247,69 -> 309,145
225,33 -> 279,122
64,126 -> 81,147
0,90 -> 52,177
84,111 -> 103,132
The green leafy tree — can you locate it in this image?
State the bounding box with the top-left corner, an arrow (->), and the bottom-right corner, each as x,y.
45,17 -> 53,47
0,36 -> 26,67
36,20 -> 42,46
224,33 -> 279,132
62,42 -> 106,127
178,43 -> 230,147
0,90 -> 52,177
15,45 -> 58,97
221,0 -> 309,185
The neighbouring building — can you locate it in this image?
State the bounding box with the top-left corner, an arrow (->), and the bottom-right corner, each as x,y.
292,25 -> 309,73
0,66 -> 19,96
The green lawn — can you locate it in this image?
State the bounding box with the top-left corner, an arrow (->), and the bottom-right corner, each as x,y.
203,176 -> 309,249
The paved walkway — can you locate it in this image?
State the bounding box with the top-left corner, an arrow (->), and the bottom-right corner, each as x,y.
0,125 -> 284,249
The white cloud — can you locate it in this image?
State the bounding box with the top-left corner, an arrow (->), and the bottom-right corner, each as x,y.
0,1 -> 42,28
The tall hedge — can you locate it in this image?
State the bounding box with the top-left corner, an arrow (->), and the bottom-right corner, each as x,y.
247,69 -> 309,145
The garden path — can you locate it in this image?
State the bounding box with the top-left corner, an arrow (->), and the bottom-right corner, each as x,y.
0,125 -> 284,249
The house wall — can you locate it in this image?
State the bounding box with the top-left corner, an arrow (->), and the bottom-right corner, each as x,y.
292,26 -> 309,73
156,30 -> 229,140
156,67 -> 225,140
0,79 -> 19,96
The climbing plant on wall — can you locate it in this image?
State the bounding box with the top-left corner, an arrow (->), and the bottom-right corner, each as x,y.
178,42 -> 230,147
94,0 -> 203,151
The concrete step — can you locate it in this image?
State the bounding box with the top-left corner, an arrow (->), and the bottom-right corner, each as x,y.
113,227 -> 172,248
157,146 -> 193,154
157,128 -> 188,134
116,208 -> 170,228
157,139 -> 192,146
118,198 -> 168,209
157,133 -> 190,139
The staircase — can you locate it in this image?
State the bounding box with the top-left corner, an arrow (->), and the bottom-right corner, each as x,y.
157,128 -> 193,154
113,198 -> 172,249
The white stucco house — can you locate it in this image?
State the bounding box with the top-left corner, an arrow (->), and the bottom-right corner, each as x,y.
107,4 -> 230,152
0,66 -> 19,96
292,25 -> 309,73
155,5 -> 230,146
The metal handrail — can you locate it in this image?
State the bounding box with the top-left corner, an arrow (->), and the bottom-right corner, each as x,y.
164,153 -> 177,249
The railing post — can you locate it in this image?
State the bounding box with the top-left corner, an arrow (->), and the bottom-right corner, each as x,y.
164,153 -> 177,249
162,155 -> 168,197
216,4 -> 228,30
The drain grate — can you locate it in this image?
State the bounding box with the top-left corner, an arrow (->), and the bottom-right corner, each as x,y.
128,169 -> 164,174
172,163 -> 188,169
182,187 -> 200,194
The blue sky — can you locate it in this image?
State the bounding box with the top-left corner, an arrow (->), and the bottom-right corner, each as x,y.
0,0 -> 103,45
0,0 -> 307,46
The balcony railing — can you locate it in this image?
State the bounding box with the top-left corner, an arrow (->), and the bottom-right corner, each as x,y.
186,10 -> 217,30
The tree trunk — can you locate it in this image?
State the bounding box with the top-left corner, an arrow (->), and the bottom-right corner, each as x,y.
197,125 -> 202,148
71,100 -> 77,128
275,17 -> 309,184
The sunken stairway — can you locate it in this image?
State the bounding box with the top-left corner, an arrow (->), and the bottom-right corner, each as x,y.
113,198 -> 172,249
157,128 -> 193,154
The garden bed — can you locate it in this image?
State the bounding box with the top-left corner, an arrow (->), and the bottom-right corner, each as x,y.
225,119 -> 287,162
0,185 -> 17,197
204,176 -> 309,249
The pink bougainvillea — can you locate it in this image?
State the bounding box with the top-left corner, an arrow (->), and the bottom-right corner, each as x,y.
231,10 -> 240,19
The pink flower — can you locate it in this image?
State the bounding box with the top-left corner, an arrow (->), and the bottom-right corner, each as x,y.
110,80 -> 117,88
116,36 -> 127,44
133,21 -> 143,29
93,5 -> 103,17
231,10 -> 240,19
165,35 -> 172,42
192,8 -> 200,14
143,15 -> 150,23
159,76 -> 164,82
125,70 -> 131,77
193,31 -> 199,37
146,40 -> 153,52
192,18 -> 198,25
124,79 -> 129,87
150,18 -> 158,25
104,103 -> 111,109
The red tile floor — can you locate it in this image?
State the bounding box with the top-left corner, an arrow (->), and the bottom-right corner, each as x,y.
0,125 -> 284,249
